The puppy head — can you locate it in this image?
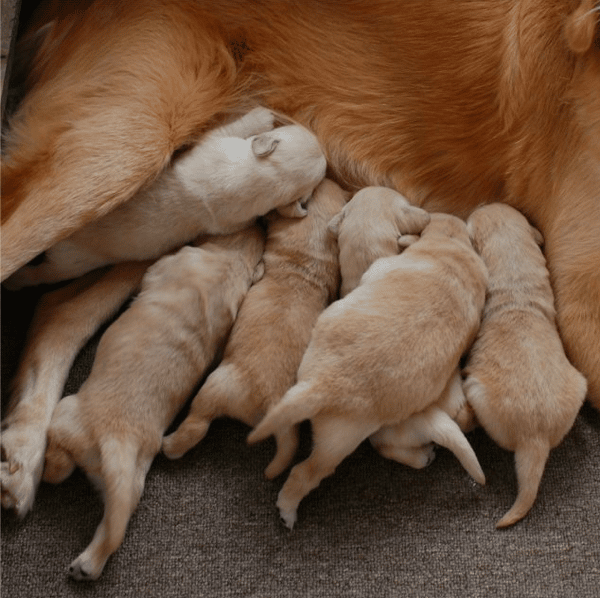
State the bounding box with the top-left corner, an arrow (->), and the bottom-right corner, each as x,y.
467,203 -> 542,254
250,125 -> 327,212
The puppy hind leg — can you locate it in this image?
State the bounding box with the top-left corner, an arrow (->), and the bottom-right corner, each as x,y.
263,425 -> 300,480
496,439 -> 550,529
162,365 -> 244,459
69,439 -> 149,581
276,417 -> 379,529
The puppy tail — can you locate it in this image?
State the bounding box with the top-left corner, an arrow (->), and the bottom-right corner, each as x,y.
247,382 -> 319,445
162,364 -> 246,460
496,439 -> 550,529
425,408 -> 486,485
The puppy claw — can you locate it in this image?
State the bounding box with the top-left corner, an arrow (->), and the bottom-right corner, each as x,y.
279,509 -> 297,530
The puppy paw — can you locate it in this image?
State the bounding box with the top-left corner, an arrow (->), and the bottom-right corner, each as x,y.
244,106 -> 276,135
276,492 -> 298,529
0,426 -> 46,517
278,507 -> 297,530
69,556 -> 101,582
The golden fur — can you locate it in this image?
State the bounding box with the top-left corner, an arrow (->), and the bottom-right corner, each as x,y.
2,0 -> 597,408
248,213 -> 488,528
463,204 -> 587,528
162,179 -> 347,477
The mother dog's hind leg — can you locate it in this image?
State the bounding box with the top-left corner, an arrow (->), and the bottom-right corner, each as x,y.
1,0 -> 244,280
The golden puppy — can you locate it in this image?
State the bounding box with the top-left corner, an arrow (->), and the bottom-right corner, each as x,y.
463,203 -> 587,528
43,226 -> 264,580
248,213 -> 488,528
5,108 -> 325,288
162,179 -> 347,478
327,186 -> 431,297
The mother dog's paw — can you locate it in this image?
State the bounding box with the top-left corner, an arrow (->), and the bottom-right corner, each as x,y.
0,426 -> 47,517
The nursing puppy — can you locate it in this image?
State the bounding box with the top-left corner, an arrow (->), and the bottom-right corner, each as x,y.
248,213 -> 488,528
463,203 -> 587,529
6,108 -> 324,288
42,226 -> 264,580
162,179 -> 347,477
327,187 -> 431,297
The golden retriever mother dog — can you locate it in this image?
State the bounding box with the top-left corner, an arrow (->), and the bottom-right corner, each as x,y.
1,0 -> 599,508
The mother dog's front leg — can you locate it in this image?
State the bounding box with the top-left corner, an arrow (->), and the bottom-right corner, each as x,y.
1,262 -> 148,516
544,168 -> 600,410
1,0 -> 242,280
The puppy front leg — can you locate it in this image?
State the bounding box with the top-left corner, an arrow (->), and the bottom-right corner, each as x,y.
276,417 -> 379,529
1,263 -> 148,516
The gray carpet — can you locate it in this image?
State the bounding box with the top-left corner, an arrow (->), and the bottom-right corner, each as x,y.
2,283 -> 600,598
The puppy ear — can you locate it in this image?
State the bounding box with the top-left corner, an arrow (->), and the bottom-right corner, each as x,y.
276,199 -> 308,218
251,135 -> 280,157
397,234 -> 420,250
564,0 -> 599,54
530,225 -> 544,247
396,203 -> 431,235
327,210 -> 345,237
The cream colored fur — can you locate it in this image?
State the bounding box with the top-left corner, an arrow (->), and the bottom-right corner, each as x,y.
162,179 -> 348,478
248,213 -> 488,528
463,203 -> 587,528
6,108 -> 324,288
42,226 -> 264,580
327,187 -> 430,297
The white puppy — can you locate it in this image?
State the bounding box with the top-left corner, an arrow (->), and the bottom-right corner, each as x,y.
42,226 -> 265,580
463,203 -> 587,528
327,186 -> 431,297
249,213 -> 488,529
6,107 -> 326,288
162,179 -> 348,478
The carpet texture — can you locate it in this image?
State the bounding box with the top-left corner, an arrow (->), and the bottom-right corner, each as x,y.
1,283 -> 600,598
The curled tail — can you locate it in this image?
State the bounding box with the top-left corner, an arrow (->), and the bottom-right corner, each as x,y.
162,364 -> 246,460
496,439 -> 550,529
425,409 -> 486,485
247,381 -> 320,445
